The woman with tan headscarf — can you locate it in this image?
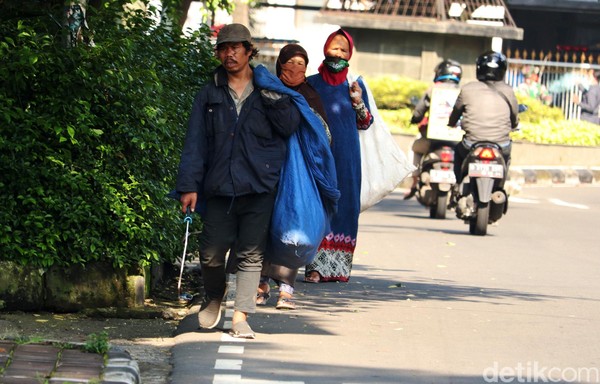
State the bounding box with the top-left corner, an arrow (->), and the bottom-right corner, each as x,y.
258,43 -> 332,309
276,43 -> 330,134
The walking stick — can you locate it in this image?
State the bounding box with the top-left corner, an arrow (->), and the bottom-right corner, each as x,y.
177,207 -> 193,299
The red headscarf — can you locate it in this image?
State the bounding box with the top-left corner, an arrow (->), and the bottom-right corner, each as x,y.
318,28 -> 354,86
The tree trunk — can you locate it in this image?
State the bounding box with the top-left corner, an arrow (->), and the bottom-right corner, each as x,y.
178,0 -> 193,27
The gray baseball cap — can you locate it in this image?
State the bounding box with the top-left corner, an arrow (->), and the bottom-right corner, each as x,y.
216,24 -> 252,45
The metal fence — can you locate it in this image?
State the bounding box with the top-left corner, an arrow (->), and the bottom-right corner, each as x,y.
506,52 -> 600,121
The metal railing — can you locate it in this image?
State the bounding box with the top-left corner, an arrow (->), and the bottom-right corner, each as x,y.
506,57 -> 600,121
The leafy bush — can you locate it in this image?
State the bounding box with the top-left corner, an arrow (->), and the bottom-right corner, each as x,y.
510,93 -> 600,145
366,75 -> 428,110
84,331 -> 110,355
370,77 -> 600,146
512,120 -> 600,146
0,2 -> 216,268
379,109 -> 415,134
515,94 -> 565,124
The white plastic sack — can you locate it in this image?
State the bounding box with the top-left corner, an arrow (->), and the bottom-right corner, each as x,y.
349,74 -> 416,211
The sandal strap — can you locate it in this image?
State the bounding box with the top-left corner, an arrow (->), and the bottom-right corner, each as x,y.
256,291 -> 270,305
276,297 -> 296,310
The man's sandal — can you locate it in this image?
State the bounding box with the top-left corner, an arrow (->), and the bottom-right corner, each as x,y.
229,321 -> 256,339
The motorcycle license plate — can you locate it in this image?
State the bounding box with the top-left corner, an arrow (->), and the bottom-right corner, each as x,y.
430,169 -> 456,184
468,163 -> 504,178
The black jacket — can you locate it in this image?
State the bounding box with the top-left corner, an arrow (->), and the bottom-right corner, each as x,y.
176,66 -> 300,199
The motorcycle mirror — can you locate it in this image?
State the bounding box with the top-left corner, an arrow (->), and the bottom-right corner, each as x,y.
518,104 -> 528,113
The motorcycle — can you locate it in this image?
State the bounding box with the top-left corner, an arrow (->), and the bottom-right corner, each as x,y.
453,104 -> 527,235
416,143 -> 456,219
454,142 -> 508,235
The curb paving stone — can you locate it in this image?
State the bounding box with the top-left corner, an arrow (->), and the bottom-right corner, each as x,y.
0,340 -> 140,384
509,166 -> 599,185
103,348 -> 142,384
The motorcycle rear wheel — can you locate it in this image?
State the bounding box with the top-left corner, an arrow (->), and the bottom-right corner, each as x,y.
430,192 -> 448,219
469,202 -> 489,236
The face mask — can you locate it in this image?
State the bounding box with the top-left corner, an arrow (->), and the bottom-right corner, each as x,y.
279,62 -> 306,87
323,56 -> 349,73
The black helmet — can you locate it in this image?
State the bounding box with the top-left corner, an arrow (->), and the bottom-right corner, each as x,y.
434,59 -> 462,83
476,51 -> 507,81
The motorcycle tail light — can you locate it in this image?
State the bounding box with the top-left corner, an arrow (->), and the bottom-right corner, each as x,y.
477,147 -> 496,160
440,150 -> 454,163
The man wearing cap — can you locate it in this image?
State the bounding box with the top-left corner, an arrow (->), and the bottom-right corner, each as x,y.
175,23 -> 300,338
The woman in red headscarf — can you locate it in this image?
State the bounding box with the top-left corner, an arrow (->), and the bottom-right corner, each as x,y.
304,29 -> 373,283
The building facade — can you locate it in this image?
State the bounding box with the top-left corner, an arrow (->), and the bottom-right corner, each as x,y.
233,0 -> 600,83
240,0 -> 523,81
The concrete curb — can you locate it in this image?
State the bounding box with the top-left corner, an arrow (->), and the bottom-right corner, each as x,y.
508,166 -> 600,185
103,348 -> 142,384
0,340 -> 140,384
398,166 -> 600,193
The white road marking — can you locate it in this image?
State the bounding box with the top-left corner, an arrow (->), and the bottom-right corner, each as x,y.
221,333 -> 246,342
241,380 -> 304,384
511,197 -> 590,210
215,359 -> 243,370
548,198 -> 589,210
214,374 -> 242,383
212,275 -> 305,384
509,197 -> 540,204
218,346 -> 244,354
214,376 -> 304,384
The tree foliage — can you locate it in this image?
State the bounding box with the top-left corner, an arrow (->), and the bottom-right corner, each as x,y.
0,0 -> 217,268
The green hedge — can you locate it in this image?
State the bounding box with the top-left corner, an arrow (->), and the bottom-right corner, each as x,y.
366,75 -> 428,110
511,94 -> 600,146
368,76 -> 600,146
0,2 -> 216,268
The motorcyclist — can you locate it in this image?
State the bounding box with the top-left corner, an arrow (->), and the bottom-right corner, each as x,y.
448,50 -> 519,185
404,59 -> 462,200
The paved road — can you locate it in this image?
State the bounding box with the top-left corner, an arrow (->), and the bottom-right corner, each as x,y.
170,185 -> 600,384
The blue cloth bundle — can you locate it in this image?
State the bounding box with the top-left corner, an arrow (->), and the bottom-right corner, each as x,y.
254,65 -> 340,268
